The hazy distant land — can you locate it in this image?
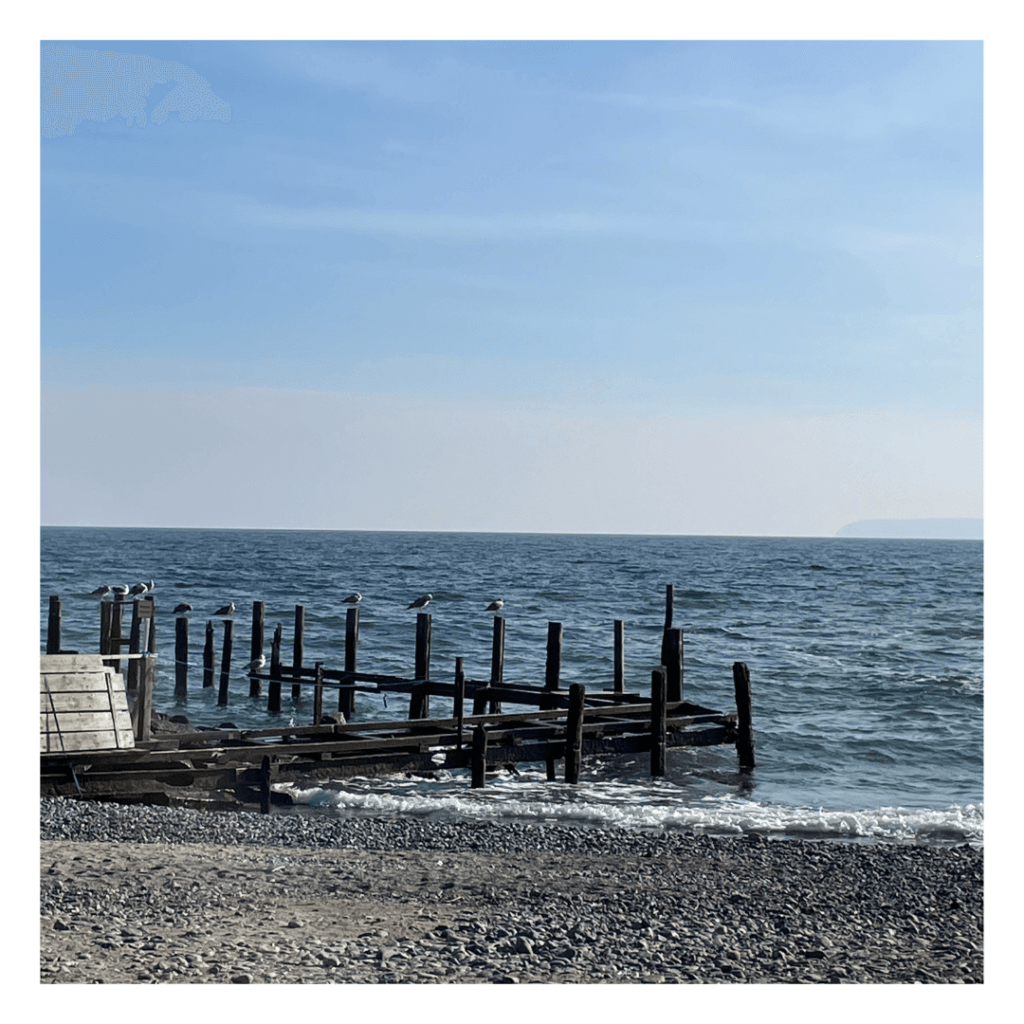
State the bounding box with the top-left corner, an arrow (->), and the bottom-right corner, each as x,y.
835,518 -> 982,540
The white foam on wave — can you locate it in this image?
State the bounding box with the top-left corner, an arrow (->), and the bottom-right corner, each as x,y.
276,774 -> 983,846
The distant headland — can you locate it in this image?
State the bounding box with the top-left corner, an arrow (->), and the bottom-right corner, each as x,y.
835,518 -> 982,540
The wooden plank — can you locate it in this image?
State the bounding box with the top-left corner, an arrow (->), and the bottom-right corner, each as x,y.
41,672 -> 121,693
40,654 -> 106,673
41,709 -> 134,733
40,690 -> 130,713
40,728 -> 135,752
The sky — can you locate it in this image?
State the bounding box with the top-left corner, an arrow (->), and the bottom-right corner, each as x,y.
39,36 -> 983,535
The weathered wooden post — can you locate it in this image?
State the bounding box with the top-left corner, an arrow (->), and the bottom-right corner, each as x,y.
46,595 -> 61,655
651,667 -> 667,777
339,607 -> 359,718
100,600 -> 113,659
565,683 -> 585,784
250,601 -> 265,698
732,662 -> 756,769
665,628 -> 683,702
203,620 -> 215,688
218,619 -> 234,707
145,597 -> 156,659
454,657 -> 465,752
613,619 -> 625,693
174,616 -> 189,703
313,661 -> 324,726
409,612 -> 432,719
110,593 -> 125,674
127,600 -> 143,694
660,585 -> 674,668
260,755 -> 271,815
471,724 -> 488,789
133,645 -> 154,743
268,623 -> 283,714
489,616 -> 505,714
292,605 -> 305,702
545,621 -> 563,691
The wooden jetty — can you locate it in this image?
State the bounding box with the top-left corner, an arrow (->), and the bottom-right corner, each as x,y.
40,587 -> 756,810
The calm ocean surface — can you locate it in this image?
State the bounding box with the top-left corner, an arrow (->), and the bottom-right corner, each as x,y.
40,528 -> 983,846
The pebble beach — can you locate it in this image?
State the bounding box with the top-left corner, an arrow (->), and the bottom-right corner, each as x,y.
40,798 -> 982,985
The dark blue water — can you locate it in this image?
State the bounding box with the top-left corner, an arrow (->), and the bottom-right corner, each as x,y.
40,528 -> 983,844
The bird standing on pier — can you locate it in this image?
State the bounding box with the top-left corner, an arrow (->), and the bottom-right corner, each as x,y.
173,603 -> 193,615
485,599 -> 504,613
407,594 -> 432,610
90,585 -> 111,598
342,593 -> 362,604
129,582 -> 148,596
242,654 -> 266,674
145,580 -> 155,592
110,585 -> 129,598
213,602 -> 236,616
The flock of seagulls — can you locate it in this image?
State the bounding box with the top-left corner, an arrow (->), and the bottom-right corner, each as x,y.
89,584 -> 505,615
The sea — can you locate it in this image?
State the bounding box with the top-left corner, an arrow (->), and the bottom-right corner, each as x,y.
40,528 -> 983,847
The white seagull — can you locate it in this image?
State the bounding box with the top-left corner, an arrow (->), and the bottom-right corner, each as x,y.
242,654 -> 267,673
90,585 -> 111,598
213,602 -> 236,616
145,580 -> 155,592
485,599 -> 504,613
129,582 -> 148,596
342,593 -> 363,604
407,593 -> 433,610
110,585 -> 130,598
173,603 -> 193,615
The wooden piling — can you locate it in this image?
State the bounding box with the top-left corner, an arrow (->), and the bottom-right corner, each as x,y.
292,605 -> 305,702
489,616 -> 505,714
651,667 -> 667,777
340,607 -> 359,719
660,584 -> 674,666
732,661 -> 756,769
454,657 -> 465,752
544,621 -> 563,691
409,613 -> 432,719
134,650 -> 154,743
174,616 -> 189,703
565,683 -> 585,784
145,597 -> 156,658
99,601 -> 113,659
218,619 -> 234,707
665,628 -> 683,702
46,595 -> 61,655
202,620 -> 215,688
127,600 -> 143,694
313,662 -> 324,726
260,755 -> 271,815
268,624 -> 283,714
613,619 -> 624,693
250,601 -> 265,698
471,725 -> 488,789
110,594 -> 124,674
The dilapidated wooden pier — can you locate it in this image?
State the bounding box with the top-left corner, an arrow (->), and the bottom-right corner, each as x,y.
41,586 -> 756,810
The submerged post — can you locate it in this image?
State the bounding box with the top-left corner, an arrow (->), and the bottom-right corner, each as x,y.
666,628 -> 683,702
545,621 -> 563,691
268,623 -> 283,714
250,601 -> 265,698
651,667 -> 667,777
313,661 -> 324,726
203,620 -> 215,688
410,612 -> 432,719
340,607 -> 359,719
46,595 -> 61,655
292,605 -> 305,702
489,617 -> 505,714
218,619 -> 234,707
471,724 -> 488,789
454,657 -> 465,752
174,616 -> 189,702
613,619 -> 624,693
732,662 -> 756,769
565,683 -> 585,784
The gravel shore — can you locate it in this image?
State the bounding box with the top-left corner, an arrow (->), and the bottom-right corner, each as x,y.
40,798 -> 983,984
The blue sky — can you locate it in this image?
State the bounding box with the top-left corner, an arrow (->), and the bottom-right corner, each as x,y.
39,38 -> 983,533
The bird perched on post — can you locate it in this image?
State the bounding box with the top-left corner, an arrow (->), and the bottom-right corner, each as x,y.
110,585 -> 129,598
407,594 -> 432,610
485,599 -> 504,613
129,582 -> 148,596
145,580 -> 155,592
242,654 -> 266,674
213,602 -> 236,616
173,603 -> 193,615
90,585 -> 111,598
342,593 -> 362,605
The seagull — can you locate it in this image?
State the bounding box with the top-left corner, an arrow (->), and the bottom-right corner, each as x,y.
129,583 -> 148,596
145,580 -> 155,592
213,602 -> 236,616
90,585 -> 111,597
173,603 -> 193,615
342,593 -> 362,604
110,585 -> 130,598
407,593 -> 432,610
485,599 -> 504,613
242,654 -> 266,673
